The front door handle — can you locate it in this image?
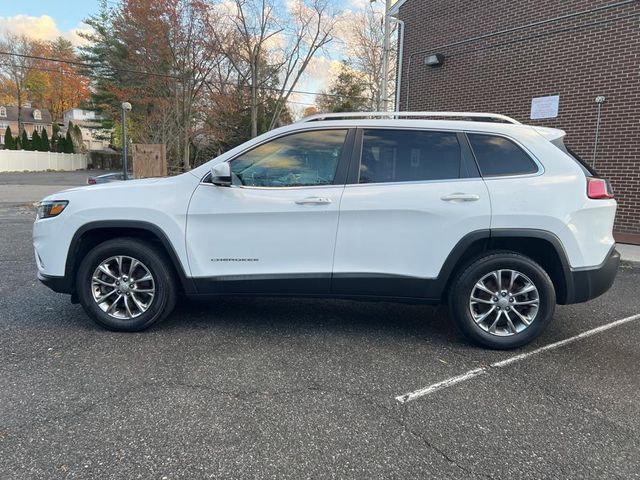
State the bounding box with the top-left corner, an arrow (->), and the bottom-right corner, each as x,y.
295,197 -> 332,205
441,193 -> 480,202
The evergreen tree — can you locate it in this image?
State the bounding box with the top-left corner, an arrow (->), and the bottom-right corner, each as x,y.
51,124 -> 60,151
4,126 -> 15,149
55,135 -> 65,153
31,130 -> 41,151
41,128 -> 51,152
73,124 -> 83,152
64,130 -> 74,153
21,130 -> 31,151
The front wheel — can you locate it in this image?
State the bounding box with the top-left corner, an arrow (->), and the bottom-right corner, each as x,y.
448,252 -> 556,349
76,238 -> 177,331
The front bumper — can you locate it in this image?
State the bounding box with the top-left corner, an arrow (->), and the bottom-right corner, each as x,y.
564,246 -> 620,304
37,271 -> 72,294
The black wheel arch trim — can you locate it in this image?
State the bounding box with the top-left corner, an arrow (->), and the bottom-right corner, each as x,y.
62,220 -> 196,295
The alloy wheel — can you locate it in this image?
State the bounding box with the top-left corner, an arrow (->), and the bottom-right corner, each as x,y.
91,255 -> 155,320
469,269 -> 540,336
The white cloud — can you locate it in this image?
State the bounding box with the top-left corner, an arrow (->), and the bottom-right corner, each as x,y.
0,15 -> 92,46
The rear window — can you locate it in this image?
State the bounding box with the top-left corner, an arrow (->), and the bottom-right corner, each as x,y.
468,134 -> 538,177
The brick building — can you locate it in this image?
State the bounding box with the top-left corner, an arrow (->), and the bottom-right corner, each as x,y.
391,0 -> 640,243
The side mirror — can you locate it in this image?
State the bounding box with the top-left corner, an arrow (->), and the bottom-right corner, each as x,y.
210,162 -> 231,187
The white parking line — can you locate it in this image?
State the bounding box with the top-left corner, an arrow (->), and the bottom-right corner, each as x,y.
396,313 -> 640,404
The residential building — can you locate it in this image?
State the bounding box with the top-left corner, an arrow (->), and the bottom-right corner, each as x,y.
391,0 -> 640,243
0,105 -> 53,146
63,108 -> 112,151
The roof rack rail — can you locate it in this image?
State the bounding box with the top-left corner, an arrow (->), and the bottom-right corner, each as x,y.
298,111 -> 521,125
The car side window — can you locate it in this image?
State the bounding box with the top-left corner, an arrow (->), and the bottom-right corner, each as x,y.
230,129 -> 348,187
467,133 -> 538,177
359,129 -> 463,184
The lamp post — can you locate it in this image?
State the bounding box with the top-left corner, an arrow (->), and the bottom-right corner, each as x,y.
121,102 -> 132,180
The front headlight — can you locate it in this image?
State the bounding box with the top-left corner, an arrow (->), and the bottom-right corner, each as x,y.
36,200 -> 68,219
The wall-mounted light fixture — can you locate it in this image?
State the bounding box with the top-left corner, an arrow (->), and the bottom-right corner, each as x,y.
425,53 -> 445,67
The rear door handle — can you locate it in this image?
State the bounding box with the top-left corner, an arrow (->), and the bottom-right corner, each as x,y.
295,197 -> 332,205
441,193 -> 480,202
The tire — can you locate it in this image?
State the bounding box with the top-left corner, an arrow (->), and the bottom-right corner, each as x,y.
76,237 -> 177,331
448,251 -> 556,349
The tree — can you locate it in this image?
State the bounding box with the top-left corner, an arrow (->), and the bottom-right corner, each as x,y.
302,106 -> 318,118
344,3 -> 390,110
21,130 -> 30,150
31,130 -> 41,151
81,0 -> 221,171
40,128 -> 51,151
0,34 -> 39,134
55,134 -> 66,153
214,0 -> 337,137
316,62 -> 369,113
4,126 -> 15,149
72,123 -> 83,152
64,129 -> 75,153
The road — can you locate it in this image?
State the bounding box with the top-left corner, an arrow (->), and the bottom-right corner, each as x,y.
1,173 -> 640,478
0,170 -> 116,205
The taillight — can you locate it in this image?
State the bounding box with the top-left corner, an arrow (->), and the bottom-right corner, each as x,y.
87,178 -> 96,185
587,177 -> 614,199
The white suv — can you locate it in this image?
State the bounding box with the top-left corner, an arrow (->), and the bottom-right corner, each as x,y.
33,112 -> 619,349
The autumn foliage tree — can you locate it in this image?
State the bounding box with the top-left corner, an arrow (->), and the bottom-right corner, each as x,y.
0,34 -> 91,123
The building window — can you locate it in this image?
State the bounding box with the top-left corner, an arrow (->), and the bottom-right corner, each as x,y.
0,121 -> 8,129
0,106 -> 6,117
33,109 -> 42,120
0,135 -> 4,145
34,124 -> 44,132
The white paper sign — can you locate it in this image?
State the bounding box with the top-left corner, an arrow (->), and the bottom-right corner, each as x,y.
530,95 -> 559,119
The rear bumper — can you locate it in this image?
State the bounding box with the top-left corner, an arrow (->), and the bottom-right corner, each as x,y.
564,246 -> 620,304
38,272 -> 72,294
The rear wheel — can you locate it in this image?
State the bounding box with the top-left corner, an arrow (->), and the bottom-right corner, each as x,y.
448,252 -> 556,349
76,238 -> 177,331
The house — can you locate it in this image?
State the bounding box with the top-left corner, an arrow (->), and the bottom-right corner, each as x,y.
390,0 -> 640,244
0,105 -> 53,146
63,108 -> 112,151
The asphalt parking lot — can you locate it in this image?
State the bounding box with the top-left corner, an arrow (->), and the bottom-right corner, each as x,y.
1,175 -> 640,479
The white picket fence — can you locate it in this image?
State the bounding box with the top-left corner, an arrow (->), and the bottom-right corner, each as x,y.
0,150 -> 89,172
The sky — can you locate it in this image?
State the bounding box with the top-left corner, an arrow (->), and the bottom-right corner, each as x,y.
0,0 -> 380,112
0,0 -> 101,42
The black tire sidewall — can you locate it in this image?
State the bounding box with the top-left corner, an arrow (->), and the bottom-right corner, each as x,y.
449,253 -> 556,349
76,238 -> 176,331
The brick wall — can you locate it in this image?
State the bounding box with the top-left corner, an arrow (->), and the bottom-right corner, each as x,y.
397,0 -> 640,238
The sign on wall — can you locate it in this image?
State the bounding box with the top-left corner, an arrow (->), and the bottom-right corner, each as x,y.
132,144 -> 167,179
530,95 -> 560,119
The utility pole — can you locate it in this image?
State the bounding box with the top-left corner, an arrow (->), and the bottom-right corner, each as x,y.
373,0 -> 393,111
121,102 -> 132,180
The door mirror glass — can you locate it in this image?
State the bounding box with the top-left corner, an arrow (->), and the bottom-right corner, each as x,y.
210,162 -> 231,186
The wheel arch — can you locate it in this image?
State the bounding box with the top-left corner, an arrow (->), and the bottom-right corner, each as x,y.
65,221 -> 196,297
439,229 -> 573,304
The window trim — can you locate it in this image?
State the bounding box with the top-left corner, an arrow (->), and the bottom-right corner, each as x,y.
465,131 -> 544,179
201,127 -> 356,189
347,126 -> 480,186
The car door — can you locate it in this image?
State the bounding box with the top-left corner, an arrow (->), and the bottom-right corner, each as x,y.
186,128 -> 354,294
332,127 -> 491,299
